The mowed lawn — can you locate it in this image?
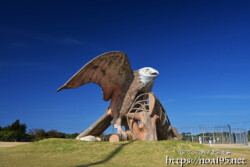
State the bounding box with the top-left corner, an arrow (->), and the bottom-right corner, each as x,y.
0,138 -> 249,167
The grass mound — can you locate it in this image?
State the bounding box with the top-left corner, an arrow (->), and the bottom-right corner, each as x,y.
0,138 -> 249,167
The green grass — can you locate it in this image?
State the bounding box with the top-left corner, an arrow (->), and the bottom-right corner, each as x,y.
0,138 -> 249,167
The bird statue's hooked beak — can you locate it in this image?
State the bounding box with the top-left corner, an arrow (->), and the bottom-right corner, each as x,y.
150,69 -> 159,77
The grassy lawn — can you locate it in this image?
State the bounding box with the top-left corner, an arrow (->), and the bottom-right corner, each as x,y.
0,138 -> 249,167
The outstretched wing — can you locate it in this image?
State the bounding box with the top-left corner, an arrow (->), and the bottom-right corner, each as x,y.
57,51 -> 134,101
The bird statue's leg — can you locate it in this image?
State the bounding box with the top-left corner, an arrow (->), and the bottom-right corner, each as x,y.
110,117 -> 117,125
109,111 -> 127,141
109,111 -> 127,140
116,117 -> 128,140
107,93 -> 128,140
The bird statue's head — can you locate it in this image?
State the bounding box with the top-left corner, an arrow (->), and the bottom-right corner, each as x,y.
139,67 -> 159,86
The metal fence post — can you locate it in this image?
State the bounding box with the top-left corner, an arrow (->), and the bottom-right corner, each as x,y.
191,127 -> 193,142
203,127 -> 205,144
221,128 -> 224,144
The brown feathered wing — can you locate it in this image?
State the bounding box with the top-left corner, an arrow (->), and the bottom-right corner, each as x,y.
57,51 -> 134,101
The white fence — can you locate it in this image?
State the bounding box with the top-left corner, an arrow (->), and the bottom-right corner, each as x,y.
178,125 -> 248,145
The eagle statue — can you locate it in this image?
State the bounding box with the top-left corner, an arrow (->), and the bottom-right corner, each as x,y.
57,51 -> 159,139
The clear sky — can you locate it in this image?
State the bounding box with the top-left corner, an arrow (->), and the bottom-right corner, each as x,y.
0,0 -> 249,134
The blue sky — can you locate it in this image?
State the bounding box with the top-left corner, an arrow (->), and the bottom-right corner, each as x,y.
0,0 -> 249,134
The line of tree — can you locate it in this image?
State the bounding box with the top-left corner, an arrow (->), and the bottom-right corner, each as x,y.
0,120 -> 79,142
0,120 -> 31,141
28,128 -> 79,141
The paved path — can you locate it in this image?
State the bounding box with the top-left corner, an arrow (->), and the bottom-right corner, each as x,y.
0,142 -> 30,148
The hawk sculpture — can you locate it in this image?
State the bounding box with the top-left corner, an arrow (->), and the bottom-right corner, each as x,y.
57,51 -> 159,139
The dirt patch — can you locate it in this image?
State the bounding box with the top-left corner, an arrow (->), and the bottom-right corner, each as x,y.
0,142 -> 30,148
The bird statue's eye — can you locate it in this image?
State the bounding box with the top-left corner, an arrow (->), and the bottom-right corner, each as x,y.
145,69 -> 149,72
